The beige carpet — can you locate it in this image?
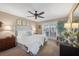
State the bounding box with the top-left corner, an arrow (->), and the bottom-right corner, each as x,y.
0,40 -> 59,56
0,46 -> 31,56
37,40 -> 59,56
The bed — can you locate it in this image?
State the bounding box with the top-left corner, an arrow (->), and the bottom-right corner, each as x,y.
17,30 -> 46,55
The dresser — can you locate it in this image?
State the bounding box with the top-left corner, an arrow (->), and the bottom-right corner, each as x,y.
0,35 -> 16,51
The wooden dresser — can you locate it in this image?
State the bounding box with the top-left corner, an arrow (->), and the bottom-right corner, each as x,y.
0,35 -> 16,51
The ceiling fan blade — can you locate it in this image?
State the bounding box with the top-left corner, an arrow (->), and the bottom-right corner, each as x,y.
28,11 -> 34,15
38,12 -> 44,15
38,15 -> 44,18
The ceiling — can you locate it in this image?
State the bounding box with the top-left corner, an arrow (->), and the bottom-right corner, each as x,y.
0,3 -> 74,22
74,5 -> 79,16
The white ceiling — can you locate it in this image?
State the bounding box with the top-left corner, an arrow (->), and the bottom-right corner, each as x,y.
0,3 -> 74,22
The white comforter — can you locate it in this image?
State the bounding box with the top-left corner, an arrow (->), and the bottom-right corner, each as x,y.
17,34 -> 45,55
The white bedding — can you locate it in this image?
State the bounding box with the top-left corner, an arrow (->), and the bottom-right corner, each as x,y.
17,34 -> 45,55
16,26 -> 47,55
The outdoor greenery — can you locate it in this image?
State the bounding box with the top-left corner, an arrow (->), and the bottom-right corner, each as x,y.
60,30 -> 79,48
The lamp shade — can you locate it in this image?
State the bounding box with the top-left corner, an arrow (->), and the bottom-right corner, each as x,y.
3,26 -> 12,30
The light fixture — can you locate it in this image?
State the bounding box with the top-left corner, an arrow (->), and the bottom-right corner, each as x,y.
3,26 -> 12,31
64,23 -> 79,29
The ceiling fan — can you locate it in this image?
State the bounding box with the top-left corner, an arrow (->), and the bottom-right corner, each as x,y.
27,11 -> 45,19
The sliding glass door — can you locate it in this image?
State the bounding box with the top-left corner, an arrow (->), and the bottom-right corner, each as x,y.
43,23 -> 58,40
